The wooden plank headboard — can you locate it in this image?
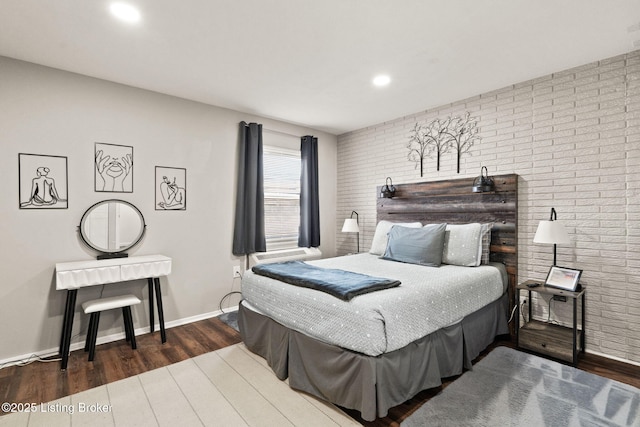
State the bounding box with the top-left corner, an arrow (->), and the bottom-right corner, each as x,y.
376,173 -> 518,310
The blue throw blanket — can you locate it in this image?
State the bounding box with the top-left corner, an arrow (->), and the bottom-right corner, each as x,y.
251,261 -> 401,301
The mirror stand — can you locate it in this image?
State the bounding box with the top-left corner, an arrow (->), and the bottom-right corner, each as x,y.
97,252 -> 129,260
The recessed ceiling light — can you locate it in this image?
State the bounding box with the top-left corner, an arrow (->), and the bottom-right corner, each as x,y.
110,2 -> 141,23
373,75 -> 391,87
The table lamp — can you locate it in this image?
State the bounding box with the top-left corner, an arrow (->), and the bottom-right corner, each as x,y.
533,207 -> 570,266
341,211 -> 360,253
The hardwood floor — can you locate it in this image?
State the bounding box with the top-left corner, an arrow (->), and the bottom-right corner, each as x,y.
1,320 -> 639,426
0,317 -> 241,413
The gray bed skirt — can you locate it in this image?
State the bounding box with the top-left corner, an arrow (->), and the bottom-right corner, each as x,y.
238,293 -> 509,421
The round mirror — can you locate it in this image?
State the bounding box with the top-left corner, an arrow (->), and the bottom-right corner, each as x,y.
79,199 -> 146,257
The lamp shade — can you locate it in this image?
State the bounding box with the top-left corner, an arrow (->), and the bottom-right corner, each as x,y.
533,220 -> 570,245
341,218 -> 360,233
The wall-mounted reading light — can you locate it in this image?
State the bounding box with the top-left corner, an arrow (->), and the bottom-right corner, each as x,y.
472,166 -> 495,193
380,177 -> 396,198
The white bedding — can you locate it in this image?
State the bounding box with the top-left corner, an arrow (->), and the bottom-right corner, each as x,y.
241,253 -> 507,356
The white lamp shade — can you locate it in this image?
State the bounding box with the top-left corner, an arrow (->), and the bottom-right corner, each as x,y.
341,218 -> 360,233
533,220 -> 570,245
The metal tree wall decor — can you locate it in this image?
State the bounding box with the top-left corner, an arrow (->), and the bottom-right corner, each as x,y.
449,112 -> 481,173
407,112 -> 481,175
407,119 -> 450,176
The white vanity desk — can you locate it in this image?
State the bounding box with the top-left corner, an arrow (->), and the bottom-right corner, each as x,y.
56,254 -> 171,370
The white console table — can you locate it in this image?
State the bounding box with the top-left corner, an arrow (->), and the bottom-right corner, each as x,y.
56,254 -> 172,370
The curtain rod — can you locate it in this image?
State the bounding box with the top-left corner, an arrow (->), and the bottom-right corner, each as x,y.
243,122 -> 302,139
263,128 -> 302,139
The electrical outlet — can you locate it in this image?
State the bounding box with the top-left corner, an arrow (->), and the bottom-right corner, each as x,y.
233,265 -> 242,278
552,295 -> 567,302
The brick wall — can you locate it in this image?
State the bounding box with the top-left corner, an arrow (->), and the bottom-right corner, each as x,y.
336,50 -> 640,364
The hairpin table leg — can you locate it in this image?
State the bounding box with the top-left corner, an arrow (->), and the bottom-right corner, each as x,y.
59,289 -> 77,370
154,277 -> 166,343
147,278 -> 155,333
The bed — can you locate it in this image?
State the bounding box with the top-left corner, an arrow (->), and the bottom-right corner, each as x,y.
239,174 -> 518,421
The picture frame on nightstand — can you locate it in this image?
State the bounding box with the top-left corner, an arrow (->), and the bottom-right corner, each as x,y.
545,266 -> 582,291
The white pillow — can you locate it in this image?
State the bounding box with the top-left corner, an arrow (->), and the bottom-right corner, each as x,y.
442,223 -> 483,267
369,220 -> 422,255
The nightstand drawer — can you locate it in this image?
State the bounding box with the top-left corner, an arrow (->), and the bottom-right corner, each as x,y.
518,320 -> 583,363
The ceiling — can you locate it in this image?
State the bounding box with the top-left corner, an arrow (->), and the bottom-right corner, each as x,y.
1,1 -> 639,135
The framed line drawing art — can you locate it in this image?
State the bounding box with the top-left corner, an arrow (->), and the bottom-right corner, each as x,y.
19,153 -> 68,209
544,265 -> 582,291
95,142 -> 133,193
155,166 -> 186,210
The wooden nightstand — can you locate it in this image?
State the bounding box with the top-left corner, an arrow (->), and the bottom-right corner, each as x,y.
515,279 -> 585,365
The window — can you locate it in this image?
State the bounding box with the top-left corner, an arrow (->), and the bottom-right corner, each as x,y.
263,145 -> 301,250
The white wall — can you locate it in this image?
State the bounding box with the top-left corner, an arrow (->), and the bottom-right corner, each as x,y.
0,56 -> 337,363
337,50 -> 640,364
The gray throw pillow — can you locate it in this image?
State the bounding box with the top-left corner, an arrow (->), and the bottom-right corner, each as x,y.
382,224 -> 447,267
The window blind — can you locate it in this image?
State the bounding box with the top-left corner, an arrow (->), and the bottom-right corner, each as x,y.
263,145 -> 301,249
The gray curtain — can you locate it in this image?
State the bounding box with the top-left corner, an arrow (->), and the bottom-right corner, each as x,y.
298,135 -> 320,247
232,122 -> 266,256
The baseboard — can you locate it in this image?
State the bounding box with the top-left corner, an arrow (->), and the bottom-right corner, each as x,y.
586,348 -> 640,367
0,305 -> 239,369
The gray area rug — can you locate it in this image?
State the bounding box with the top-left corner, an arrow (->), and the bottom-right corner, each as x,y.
217,310 -> 239,331
402,346 -> 640,427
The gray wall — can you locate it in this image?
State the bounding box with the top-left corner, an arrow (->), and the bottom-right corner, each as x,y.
0,56 -> 337,363
337,50 -> 640,364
